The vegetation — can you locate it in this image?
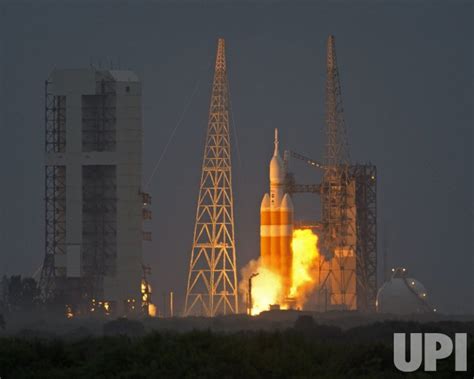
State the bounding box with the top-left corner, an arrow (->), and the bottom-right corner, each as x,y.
1,275 -> 40,313
103,317 -> 146,337
0,318 -> 472,378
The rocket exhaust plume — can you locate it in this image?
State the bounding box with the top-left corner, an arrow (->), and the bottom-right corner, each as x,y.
241,229 -> 322,315
290,229 -> 320,307
240,259 -> 283,315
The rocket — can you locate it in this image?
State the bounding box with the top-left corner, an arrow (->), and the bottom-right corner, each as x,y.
260,129 -> 294,296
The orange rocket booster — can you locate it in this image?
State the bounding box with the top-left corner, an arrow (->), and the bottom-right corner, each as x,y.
260,194 -> 271,269
279,193 -> 293,295
260,129 -> 294,295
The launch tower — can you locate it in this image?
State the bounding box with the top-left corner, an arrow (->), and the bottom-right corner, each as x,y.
320,35 -> 357,309
282,36 -> 377,311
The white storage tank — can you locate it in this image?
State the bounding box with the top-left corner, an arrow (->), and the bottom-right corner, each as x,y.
376,267 -> 435,314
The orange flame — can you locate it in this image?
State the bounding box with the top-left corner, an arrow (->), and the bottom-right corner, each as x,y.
141,279 -> 157,317
240,259 -> 282,315
241,228 -> 321,315
290,229 -> 320,307
148,303 -> 157,317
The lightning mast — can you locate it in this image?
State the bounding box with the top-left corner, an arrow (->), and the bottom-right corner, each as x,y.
321,35 -> 357,309
184,38 -> 239,317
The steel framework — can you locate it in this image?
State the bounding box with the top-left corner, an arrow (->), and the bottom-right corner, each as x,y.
261,36 -> 377,311
351,164 -> 377,311
283,151 -> 322,195
281,59 -> 378,311
82,165 -> 117,299
80,73 -> 118,300
40,74 -> 119,305
82,75 -> 116,152
184,38 -> 239,317
39,81 -> 67,301
283,154 -> 378,311
321,35 -> 357,309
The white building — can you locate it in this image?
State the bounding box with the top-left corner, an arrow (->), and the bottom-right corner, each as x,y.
43,68 -> 146,315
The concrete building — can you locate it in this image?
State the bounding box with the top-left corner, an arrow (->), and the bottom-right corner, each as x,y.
41,68 -> 147,315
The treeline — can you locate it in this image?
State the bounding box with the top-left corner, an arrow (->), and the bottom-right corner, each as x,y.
0,275 -> 40,314
0,318 -> 472,378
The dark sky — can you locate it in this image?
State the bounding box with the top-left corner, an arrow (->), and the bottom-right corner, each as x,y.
0,0 -> 472,314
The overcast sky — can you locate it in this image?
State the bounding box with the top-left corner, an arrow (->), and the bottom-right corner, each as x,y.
0,0 -> 472,314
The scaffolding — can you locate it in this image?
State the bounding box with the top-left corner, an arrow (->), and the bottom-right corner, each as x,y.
40,73 -> 119,307
320,35 -> 356,309
351,164 -> 377,311
280,36 -> 378,311
82,75 -> 116,152
44,82 -> 66,154
82,165 -> 117,300
80,72 -> 118,302
40,81 -> 67,301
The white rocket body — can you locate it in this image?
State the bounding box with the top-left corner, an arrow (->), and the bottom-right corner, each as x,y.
260,129 -> 294,297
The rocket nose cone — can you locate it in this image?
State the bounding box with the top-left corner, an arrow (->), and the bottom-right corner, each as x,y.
260,193 -> 270,210
280,193 -> 294,210
269,128 -> 285,184
270,155 -> 285,183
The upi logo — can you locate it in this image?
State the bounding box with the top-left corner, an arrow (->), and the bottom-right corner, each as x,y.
393,333 -> 467,372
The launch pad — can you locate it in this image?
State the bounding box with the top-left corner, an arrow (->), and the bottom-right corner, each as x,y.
36,36 -> 377,320
253,35 -> 377,314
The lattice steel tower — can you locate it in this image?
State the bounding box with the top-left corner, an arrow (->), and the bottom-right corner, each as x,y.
184,38 -> 239,317
321,35 -> 357,309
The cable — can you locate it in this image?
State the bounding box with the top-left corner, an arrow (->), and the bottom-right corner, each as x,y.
145,56 -> 212,189
227,69 -> 242,169
32,264 -> 42,280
